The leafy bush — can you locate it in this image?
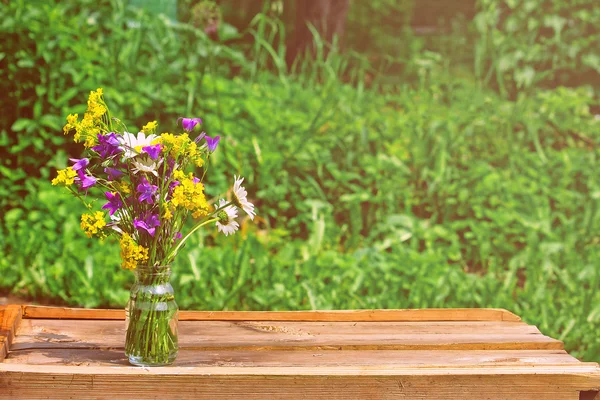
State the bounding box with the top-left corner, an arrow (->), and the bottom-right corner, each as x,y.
474,0 -> 600,94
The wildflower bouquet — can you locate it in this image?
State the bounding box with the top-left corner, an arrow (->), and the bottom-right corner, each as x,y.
53,89 -> 255,366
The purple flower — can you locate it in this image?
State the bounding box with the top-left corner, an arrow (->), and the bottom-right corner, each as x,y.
102,192 -> 123,216
142,144 -> 162,160
136,176 -> 158,204
178,117 -> 202,132
92,132 -> 122,158
70,158 -> 89,171
76,170 -> 97,190
173,232 -> 182,242
205,135 -> 220,152
104,167 -> 123,181
192,176 -> 200,184
134,213 -> 160,237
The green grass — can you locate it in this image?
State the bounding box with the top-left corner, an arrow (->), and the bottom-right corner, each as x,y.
1,0 -> 599,363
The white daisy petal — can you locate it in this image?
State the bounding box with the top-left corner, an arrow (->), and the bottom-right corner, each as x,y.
131,156 -> 163,177
119,131 -> 157,159
215,199 -> 240,236
232,175 -> 256,220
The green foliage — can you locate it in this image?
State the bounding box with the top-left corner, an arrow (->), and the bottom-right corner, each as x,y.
1,0 -> 599,364
474,0 -> 600,94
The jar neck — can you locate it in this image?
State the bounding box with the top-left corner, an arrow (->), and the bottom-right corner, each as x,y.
135,265 -> 172,284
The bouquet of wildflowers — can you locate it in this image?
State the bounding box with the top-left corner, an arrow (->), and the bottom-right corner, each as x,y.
53,88 -> 255,365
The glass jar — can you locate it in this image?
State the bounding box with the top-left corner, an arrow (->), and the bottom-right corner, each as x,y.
125,265 -> 178,366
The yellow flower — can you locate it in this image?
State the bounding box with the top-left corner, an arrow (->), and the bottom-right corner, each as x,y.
116,181 -> 131,195
76,114 -> 100,145
119,233 -> 149,270
141,121 -> 158,134
163,206 -> 173,220
87,88 -> 106,119
170,170 -> 211,218
63,113 -> 79,135
154,133 -> 198,160
51,168 -> 77,186
84,133 -> 98,148
80,212 -> 107,238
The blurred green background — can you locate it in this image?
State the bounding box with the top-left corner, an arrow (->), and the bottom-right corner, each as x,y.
1,0 -> 599,361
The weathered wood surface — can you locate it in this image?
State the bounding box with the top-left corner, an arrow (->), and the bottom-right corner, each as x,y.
0,305 -> 599,400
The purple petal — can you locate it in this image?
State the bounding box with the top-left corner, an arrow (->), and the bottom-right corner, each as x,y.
134,218 -> 157,237
179,117 -> 202,132
142,144 -> 162,160
205,135 -> 220,152
102,191 -> 122,216
70,158 -> 89,171
136,176 -> 158,204
92,132 -> 122,158
76,170 -> 97,190
104,167 -> 123,181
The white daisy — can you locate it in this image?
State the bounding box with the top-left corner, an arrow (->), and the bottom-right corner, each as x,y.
232,175 -> 255,220
131,156 -> 163,177
119,131 -> 157,159
215,199 -> 239,236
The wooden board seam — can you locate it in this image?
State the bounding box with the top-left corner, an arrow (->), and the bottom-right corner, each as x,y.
19,305 -> 522,322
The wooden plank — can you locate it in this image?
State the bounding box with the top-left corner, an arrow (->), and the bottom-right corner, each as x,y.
0,305 -> 22,361
21,305 -> 521,322
2,364 -> 598,400
3,348 -> 582,367
11,319 -> 563,351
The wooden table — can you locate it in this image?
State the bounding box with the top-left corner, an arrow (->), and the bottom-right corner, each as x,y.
1,305 -> 599,399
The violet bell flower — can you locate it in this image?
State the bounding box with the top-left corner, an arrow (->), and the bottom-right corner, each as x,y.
102,192 -> 123,216
76,170 -> 97,190
133,213 -> 160,237
104,167 -> 123,181
70,158 -> 89,171
142,144 -> 162,160
92,132 -> 121,158
205,135 -> 220,152
136,176 -> 158,204
178,117 -> 202,132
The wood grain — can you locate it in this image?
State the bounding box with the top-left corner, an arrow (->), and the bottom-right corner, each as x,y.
1,363 -> 599,400
21,305 -> 522,322
0,305 -> 22,361
3,348 -> 582,367
11,319 -> 563,351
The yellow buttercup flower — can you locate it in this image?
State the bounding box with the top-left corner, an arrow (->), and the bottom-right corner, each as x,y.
51,168 -> 77,186
80,212 -> 107,238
